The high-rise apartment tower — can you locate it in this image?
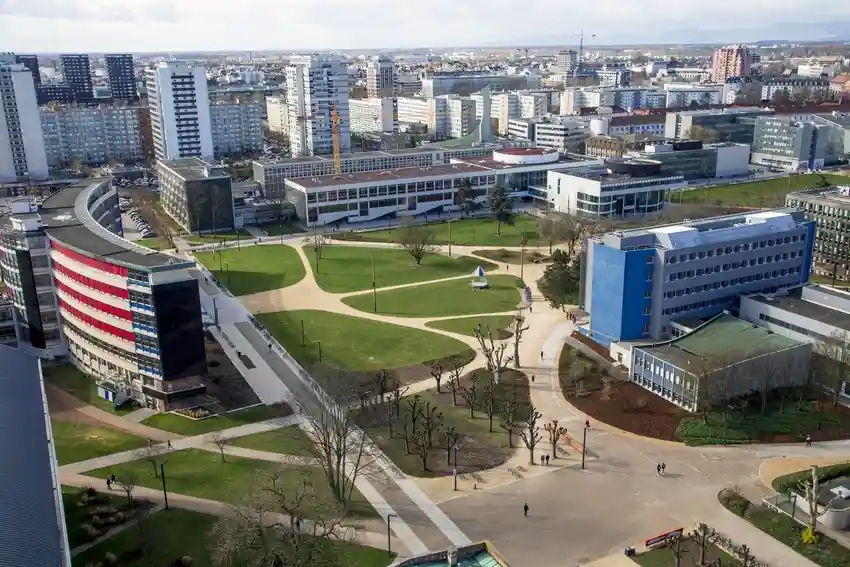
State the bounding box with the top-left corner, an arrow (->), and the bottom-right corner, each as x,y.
59,54 -> 93,102
710,45 -> 754,82
105,54 -> 138,101
0,55 -> 48,182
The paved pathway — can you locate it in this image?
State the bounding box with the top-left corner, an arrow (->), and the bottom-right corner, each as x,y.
71,504 -> 166,557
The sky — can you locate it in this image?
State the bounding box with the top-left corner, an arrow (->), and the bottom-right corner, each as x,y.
2,0 -> 850,53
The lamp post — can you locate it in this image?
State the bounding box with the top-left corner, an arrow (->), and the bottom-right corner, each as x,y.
160,461 -> 169,510
453,446 -> 459,490
316,341 -> 323,363
581,424 -> 589,470
386,513 -> 398,557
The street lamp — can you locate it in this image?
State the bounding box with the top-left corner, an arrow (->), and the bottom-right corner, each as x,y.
452,446 -> 460,491
316,341 -> 322,363
386,513 -> 398,557
160,461 -> 169,510
581,424 -> 589,470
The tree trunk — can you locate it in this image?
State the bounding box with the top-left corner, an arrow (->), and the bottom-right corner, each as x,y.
507,430 -> 513,448
497,219 -> 502,236
488,412 -> 493,433
435,378 -> 441,393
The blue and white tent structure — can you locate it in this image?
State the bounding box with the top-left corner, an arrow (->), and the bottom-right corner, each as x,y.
471,266 -> 489,289
472,266 -> 486,278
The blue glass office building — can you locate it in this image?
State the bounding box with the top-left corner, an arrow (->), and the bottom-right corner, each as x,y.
580,209 -> 815,346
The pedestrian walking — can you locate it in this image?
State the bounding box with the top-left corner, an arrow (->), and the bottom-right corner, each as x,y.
268,343 -> 272,351
656,463 -> 661,476
111,473 -> 116,483
585,418 -> 590,429
540,453 -> 544,465
661,462 -> 667,475
529,305 -> 533,313
540,350 -> 544,359
167,440 -> 172,449
531,375 -> 535,383
106,478 -> 112,490
147,438 -> 152,447
806,434 -> 812,447
523,503 -> 529,517
545,454 -> 550,466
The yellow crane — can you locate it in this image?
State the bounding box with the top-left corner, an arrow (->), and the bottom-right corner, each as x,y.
331,103 -> 342,175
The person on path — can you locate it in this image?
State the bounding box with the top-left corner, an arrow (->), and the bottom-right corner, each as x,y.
656,463 -> 661,476
147,438 -> 152,447
523,503 -> 529,517
531,375 -> 535,383
111,473 -> 116,483
106,478 -> 112,490
661,462 -> 667,475
540,454 -> 544,465
540,350 -> 544,359
585,418 -> 590,429
529,305 -> 533,313
545,454 -> 550,465
167,440 -> 172,449
806,434 -> 812,447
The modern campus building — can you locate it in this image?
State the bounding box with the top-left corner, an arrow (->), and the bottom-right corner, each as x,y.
506,117 -> 589,152
630,313 -> 810,411
366,55 -> 396,98
145,62 -> 214,162
0,345 -> 72,567
740,284 -> 850,399
786,186 -> 850,281
580,209 -> 815,346
252,142 -> 510,198
542,159 -> 685,217
349,98 -> 396,133
104,54 -> 138,101
0,55 -> 49,182
636,140 -> 751,180
209,101 -> 263,157
750,116 -> 827,171
420,72 -> 529,97
157,157 -> 235,233
283,147 -> 602,226
285,54 -> 351,157
59,54 -> 93,102
664,107 -> 772,143
0,178 -> 208,409
40,105 -> 147,167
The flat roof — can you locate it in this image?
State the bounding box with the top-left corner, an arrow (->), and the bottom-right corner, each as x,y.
747,291 -> 850,333
639,314 -> 803,373
0,346 -> 70,567
286,162 -> 492,188
40,179 -> 192,270
158,158 -> 229,182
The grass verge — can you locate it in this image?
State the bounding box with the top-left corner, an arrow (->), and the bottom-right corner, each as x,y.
425,315 -> 515,339
141,404 -> 291,436
193,244 -> 306,295
51,420 -> 148,465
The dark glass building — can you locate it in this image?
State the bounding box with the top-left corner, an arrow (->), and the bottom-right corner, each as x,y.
59,54 -> 93,102
105,54 -> 138,101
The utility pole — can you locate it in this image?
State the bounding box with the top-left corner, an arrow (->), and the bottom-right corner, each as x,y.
581,424 -> 588,470
160,462 -> 169,510
372,252 -> 377,313
448,217 -> 452,257
386,514 -> 398,557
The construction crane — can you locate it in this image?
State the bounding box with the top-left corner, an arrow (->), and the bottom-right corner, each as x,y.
573,29 -> 596,80
331,103 -> 343,175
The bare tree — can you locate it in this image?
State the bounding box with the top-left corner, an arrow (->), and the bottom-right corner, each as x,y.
758,358 -> 781,416
500,394 -> 519,448
798,465 -> 820,535
405,394 -> 423,439
211,467 -> 353,567
397,218 -> 437,265
209,188 -> 234,237
447,355 -> 466,406
429,360 -> 445,393
481,377 -> 497,432
409,427 -> 431,472
138,444 -> 167,478
460,374 -> 479,419
374,369 -> 389,403
519,407 -> 543,465
473,324 -> 513,383
209,432 -> 231,463
443,426 -> 460,466
511,313 -> 530,369
419,400 -> 443,449
389,379 -> 408,418
546,419 -> 568,460
816,331 -> 850,407
187,190 -> 210,236
302,380 -> 377,508
115,471 -> 138,506
303,231 -> 326,274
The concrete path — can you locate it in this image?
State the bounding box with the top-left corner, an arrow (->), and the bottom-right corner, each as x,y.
71,503 -> 166,557
123,407 -> 157,423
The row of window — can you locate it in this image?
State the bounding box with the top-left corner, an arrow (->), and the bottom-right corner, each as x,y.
51,241 -> 128,278
665,234 -> 805,265
54,262 -> 128,300
58,299 -> 135,343
55,280 -> 132,321
668,251 -> 805,282
65,320 -> 161,370
758,313 -> 831,342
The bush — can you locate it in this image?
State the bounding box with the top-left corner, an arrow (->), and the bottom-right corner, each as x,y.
81,523 -> 101,540
179,556 -> 194,566
103,552 -> 117,566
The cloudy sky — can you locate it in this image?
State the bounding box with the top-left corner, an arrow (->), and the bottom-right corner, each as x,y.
1,0 -> 849,52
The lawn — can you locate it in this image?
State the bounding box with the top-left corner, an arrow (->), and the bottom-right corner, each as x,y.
135,236 -> 174,251
184,229 -> 253,245
142,404 -> 290,436
719,489 -> 850,567
679,173 -> 848,208
63,486 -> 151,549
351,216 -> 542,247
193,244 -> 306,296
305,244 -> 494,293
85,448 -> 375,518
258,221 -> 302,236
230,426 -> 314,456
344,274 -> 522,317
256,309 -> 473,371
43,364 -> 137,415
772,463 -> 850,494
73,508 -> 393,567
50,420 -> 148,465
675,392 -> 850,446
632,537 -> 742,567
425,315 -> 515,339
472,248 -> 550,265
361,368 -> 531,477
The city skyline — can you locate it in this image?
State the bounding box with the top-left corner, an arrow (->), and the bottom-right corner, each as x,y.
2,0 -> 850,52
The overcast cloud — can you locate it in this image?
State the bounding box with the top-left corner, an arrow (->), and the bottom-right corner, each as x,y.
1,0 -> 849,52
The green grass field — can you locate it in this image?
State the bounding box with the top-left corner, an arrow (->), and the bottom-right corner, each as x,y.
86,448 -> 374,518
230,426 -> 314,456
305,245 -> 493,293
425,315 -> 515,339
135,236 -> 173,251
142,404 -> 290,436
679,173 -> 848,208
256,309 -> 472,370
43,364 -> 137,415
354,216 -> 541,246
51,420 -> 148,465
194,244 -> 306,296
343,274 -> 522,317
73,508 -> 392,567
